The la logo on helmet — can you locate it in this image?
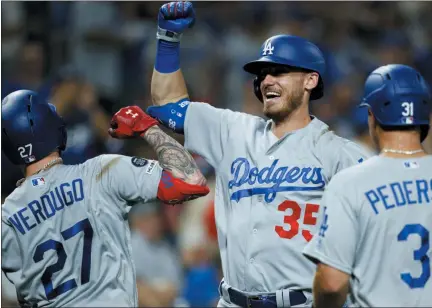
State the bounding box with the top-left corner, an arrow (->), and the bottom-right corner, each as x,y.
262,39 -> 274,56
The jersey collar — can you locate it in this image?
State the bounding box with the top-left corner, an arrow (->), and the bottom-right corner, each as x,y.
265,116 -> 330,153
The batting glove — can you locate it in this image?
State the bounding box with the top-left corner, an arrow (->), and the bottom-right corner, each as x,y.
157,1 -> 195,42
108,106 -> 159,139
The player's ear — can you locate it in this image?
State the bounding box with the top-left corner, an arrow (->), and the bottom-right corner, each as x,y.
304,72 -> 319,92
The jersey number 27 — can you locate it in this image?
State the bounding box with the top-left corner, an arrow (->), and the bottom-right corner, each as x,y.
275,200 -> 319,242
33,218 -> 94,300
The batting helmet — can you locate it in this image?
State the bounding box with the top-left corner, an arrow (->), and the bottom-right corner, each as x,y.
359,64 -> 431,142
2,90 -> 67,165
243,34 -> 326,101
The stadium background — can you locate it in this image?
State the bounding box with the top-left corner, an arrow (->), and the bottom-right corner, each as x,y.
2,1 -> 432,307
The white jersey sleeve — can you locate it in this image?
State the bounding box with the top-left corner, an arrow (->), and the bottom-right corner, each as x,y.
96,154 -> 163,209
303,173 -> 357,274
184,102 -> 248,167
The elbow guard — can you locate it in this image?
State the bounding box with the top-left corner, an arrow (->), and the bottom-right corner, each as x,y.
157,170 -> 209,204
146,99 -> 190,134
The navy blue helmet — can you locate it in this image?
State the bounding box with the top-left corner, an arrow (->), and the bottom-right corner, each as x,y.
359,64 -> 431,142
244,34 -> 326,101
2,90 -> 67,165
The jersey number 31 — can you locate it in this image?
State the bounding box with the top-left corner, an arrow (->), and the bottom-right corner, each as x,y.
33,218 -> 94,300
398,223 -> 430,289
275,201 -> 319,242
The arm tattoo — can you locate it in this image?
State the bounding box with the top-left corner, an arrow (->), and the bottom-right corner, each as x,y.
143,126 -> 206,185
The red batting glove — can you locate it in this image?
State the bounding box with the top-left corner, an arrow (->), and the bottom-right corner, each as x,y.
108,106 -> 159,139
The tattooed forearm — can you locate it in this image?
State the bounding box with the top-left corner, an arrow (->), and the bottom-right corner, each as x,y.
142,126 -> 206,185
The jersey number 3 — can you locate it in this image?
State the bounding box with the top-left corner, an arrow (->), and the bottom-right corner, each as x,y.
33,218 -> 94,300
275,201 -> 319,241
398,223 -> 430,289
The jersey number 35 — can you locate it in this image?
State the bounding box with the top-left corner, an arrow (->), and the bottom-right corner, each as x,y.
275,200 -> 319,242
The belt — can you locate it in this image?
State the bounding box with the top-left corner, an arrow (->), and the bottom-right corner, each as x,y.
20,302 -> 38,308
225,287 -> 307,308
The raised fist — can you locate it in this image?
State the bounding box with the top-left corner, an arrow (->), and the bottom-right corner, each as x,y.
108,106 -> 159,139
157,1 -> 195,41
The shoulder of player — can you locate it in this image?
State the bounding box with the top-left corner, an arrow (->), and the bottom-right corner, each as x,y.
328,156 -> 380,189
189,102 -> 266,128
315,130 -> 371,158
81,154 -> 127,169
91,154 -> 158,178
315,130 -> 353,150
223,109 -> 267,133
70,154 -> 128,182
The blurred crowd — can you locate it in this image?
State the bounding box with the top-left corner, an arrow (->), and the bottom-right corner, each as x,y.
2,1 -> 432,307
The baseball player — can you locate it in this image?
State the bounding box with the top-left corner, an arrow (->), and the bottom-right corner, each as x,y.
303,64 -> 432,307
1,90 -> 209,307
146,2 -> 371,307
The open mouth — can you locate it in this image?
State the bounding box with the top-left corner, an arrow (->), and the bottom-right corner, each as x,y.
264,91 -> 281,100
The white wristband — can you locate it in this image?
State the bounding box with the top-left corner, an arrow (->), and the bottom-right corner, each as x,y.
156,26 -> 183,43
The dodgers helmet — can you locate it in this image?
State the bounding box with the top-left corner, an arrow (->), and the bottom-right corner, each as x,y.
244,34 -> 326,101
2,90 -> 67,165
359,64 -> 431,142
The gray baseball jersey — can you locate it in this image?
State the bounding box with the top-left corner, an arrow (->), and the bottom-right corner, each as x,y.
303,155 -> 432,307
1,154 -> 162,307
183,102 -> 370,294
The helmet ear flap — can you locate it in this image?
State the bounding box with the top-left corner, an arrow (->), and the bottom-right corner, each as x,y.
58,125 -> 67,152
1,128 -> 22,164
253,77 -> 263,103
420,125 -> 429,143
